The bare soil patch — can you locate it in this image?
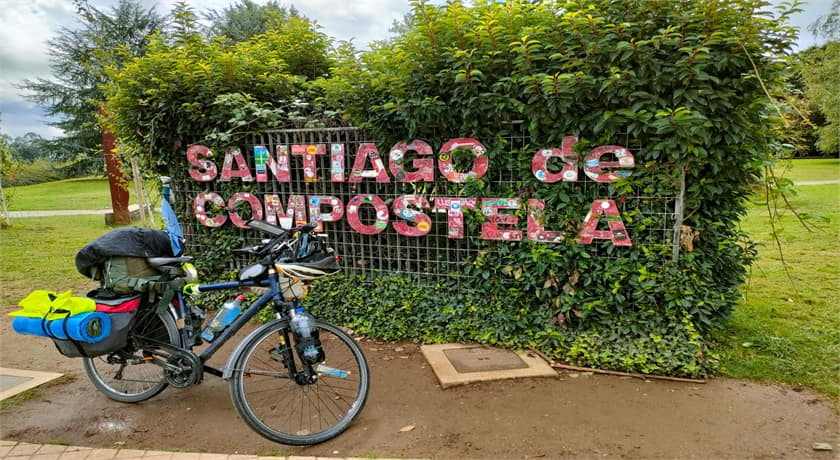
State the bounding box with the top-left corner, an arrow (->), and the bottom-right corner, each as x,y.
1,299 -> 837,459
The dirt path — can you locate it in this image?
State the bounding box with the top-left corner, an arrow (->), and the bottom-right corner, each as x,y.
1,302 -> 837,460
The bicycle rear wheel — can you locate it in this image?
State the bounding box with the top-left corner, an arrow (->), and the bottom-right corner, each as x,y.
83,309 -> 180,403
229,320 -> 369,445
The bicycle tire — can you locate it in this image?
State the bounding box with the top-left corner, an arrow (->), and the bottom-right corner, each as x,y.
83,309 -> 180,403
229,320 -> 369,445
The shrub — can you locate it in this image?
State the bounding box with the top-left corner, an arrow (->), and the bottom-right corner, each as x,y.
306,0 -> 795,376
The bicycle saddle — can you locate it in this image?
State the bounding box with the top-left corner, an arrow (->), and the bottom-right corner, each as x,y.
147,256 -> 194,269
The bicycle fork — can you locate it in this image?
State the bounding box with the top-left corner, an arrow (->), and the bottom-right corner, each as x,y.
266,327 -> 320,385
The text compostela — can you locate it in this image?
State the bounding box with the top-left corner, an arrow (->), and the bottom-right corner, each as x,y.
187,136 -> 634,246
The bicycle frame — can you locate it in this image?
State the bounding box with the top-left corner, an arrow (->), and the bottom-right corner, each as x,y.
174,271 -> 300,378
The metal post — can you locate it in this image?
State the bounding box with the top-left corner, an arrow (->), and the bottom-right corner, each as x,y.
671,166 -> 686,263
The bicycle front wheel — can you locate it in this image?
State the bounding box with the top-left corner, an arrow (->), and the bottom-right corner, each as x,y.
229,320 -> 369,445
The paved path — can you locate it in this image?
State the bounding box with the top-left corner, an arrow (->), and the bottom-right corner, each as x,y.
0,440 -> 420,460
5,209 -> 114,218
795,179 -> 840,185
6,205 -> 146,218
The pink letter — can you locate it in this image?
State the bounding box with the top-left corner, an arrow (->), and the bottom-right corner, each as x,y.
392,195 -> 432,237
292,144 -> 326,182
330,144 -> 346,182
433,198 -> 477,239
532,136 -> 578,183
187,145 -> 217,182
389,140 -> 435,182
194,192 -> 227,227
264,145 -> 290,182
254,146 -> 270,182
221,149 -> 254,182
526,199 -> 564,243
264,194 -> 307,228
480,198 -> 522,241
346,195 -> 389,234
584,145 -> 634,183
438,138 -> 489,183
349,143 -> 391,183
228,192 -> 264,229
577,199 -> 632,246
308,196 -> 345,232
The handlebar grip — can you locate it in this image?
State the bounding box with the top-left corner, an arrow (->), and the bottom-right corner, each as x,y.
300,223 -> 317,233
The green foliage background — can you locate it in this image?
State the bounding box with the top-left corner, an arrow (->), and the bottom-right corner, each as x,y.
105,0 -> 799,377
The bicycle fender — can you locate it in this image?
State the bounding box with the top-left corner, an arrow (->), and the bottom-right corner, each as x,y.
221,318 -> 286,379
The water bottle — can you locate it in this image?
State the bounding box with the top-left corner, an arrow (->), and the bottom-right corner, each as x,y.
201,294 -> 245,342
289,308 -> 324,363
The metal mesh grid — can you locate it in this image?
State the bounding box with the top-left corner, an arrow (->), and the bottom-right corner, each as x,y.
173,126 -> 681,280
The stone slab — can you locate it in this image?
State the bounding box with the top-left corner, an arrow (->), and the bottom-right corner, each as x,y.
0,367 -> 64,401
420,344 -> 556,389
443,346 -> 529,373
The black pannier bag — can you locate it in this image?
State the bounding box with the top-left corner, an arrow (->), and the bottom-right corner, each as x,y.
76,227 -> 174,294
52,293 -> 143,358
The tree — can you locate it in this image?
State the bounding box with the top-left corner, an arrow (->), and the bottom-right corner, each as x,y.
8,133 -> 51,162
204,0 -> 299,43
19,0 -> 165,167
104,4 -> 336,174
800,0 -> 840,154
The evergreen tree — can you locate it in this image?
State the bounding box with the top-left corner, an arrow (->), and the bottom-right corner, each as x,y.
205,0 -> 299,43
19,0 -> 164,167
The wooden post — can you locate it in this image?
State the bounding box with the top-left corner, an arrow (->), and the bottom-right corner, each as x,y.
0,174 -> 10,227
130,158 -> 147,227
100,108 -> 130,225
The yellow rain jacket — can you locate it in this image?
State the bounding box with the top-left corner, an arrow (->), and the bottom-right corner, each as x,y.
9,290 -> 96,320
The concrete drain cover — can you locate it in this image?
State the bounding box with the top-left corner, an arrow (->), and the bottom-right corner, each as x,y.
0,367 -> 64,401
444,347 -> 529,373
0,375 -> 33,392
421,344 -> 556,389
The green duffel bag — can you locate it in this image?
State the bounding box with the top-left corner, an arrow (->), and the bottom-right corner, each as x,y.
103,257 -> 162,294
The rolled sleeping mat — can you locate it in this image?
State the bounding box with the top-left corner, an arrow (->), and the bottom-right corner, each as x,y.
11,312 -> 112,343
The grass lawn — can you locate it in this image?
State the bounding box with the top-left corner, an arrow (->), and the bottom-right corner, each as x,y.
4,177 -> 141,211
1,159 -> 838,399
0,216 -> 112,305
771,158 -> 840,183
714,181 -> 840,399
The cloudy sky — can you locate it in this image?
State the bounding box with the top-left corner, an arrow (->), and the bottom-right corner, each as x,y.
0,0 -> 833,140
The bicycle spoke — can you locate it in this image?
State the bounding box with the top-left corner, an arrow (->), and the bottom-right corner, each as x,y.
84,310 -> 178,403
231,321 -> 368,445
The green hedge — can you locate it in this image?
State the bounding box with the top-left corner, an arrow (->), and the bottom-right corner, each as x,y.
105,0 -> 797,377
311,0 -> 793,376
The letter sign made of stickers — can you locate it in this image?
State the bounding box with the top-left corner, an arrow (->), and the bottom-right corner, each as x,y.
186,137 -> 634,247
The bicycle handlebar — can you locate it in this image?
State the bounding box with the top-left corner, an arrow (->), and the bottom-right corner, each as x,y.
237,219 -> 322,259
